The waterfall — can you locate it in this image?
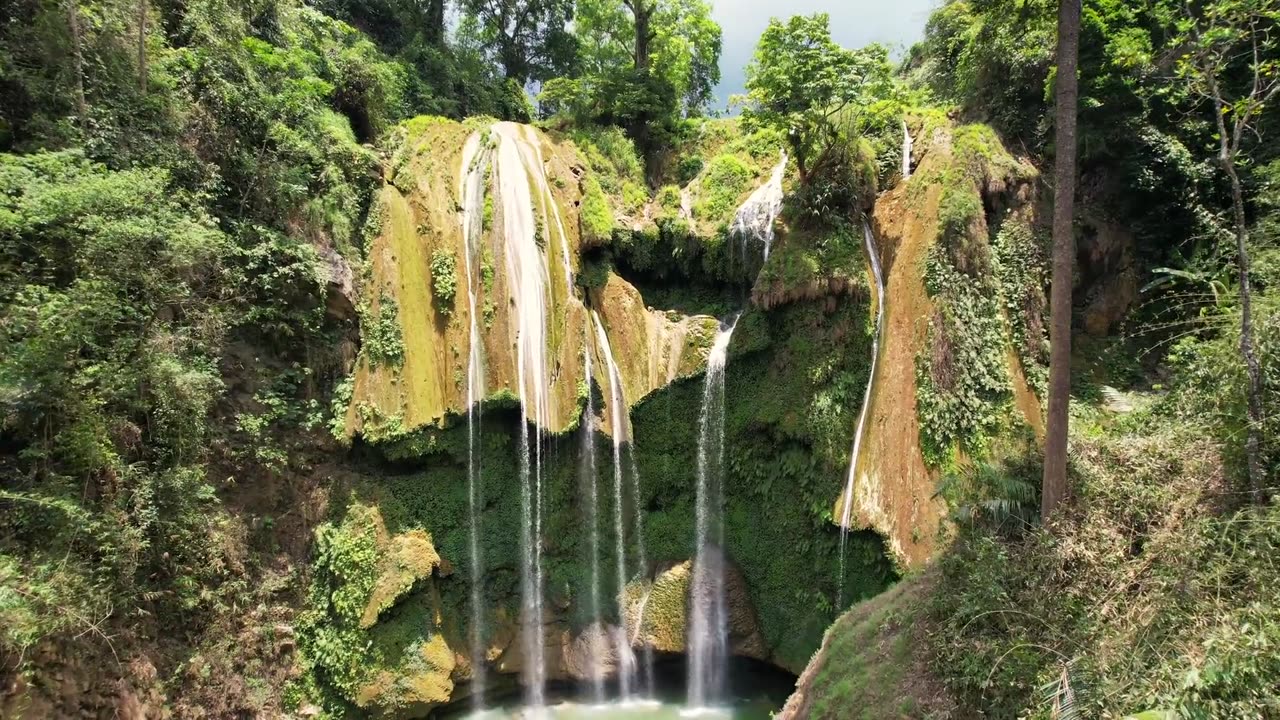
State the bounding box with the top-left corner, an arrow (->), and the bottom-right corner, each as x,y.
837,221 -> 886,609
625,448 -> 655,695
580,340 -> 606,704
521,124 -> 575,292
902,120 -> 914,181
460,132 -> 491,709
493,121 -> 555,709
729,151 -> 787,262
688,314 -> 740,709
591,311 -> 657,700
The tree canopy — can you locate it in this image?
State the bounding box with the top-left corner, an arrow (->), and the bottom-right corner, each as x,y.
740,13 -> 893,181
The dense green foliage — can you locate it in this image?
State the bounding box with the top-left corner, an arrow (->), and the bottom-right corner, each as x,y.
3,0 -> 1278,715
541,0 -> 722,170
933,423 -> 1280,718
741,14 -> 894,183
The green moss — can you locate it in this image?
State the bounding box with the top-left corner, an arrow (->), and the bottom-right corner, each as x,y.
755,221 -> 870,296
695,154 -> 756,224
295,503 -> 453,714
580,175 -> 614,244
360,291 -> 405,367
622,180 -> 649,214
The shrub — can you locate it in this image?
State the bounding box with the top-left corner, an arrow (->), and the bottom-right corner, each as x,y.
429,249 -> 457,313
695,154 -> 755,222
361,292 -> 405,366
580,175 -> 614,243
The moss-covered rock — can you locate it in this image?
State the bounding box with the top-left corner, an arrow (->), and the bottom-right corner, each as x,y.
621,551 -> 767,663
837,113 -> 1044,570
296,504 -> 456,717
344,118 -> 722,444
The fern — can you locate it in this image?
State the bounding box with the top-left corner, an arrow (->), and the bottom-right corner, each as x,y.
937,461 -> 1039,532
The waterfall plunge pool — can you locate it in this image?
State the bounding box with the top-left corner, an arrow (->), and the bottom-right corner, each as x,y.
438,656 -> 796,720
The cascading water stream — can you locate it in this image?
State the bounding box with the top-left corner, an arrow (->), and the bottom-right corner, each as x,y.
625,448 -> 655,696
837,221 -> 886,609
460,132 -> 491,709
902,120 -> 914,181
688,315 -> 740,710
729,151 -> 787,262
591,312 -> 641,699
493,121 -> 555,709
580,340 -> 606,704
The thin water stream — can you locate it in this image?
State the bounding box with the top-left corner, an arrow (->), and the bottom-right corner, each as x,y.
591,311 -> 650,699
581,340 -> 606,703
837,221 -> 886,608
688,315 -> 740,709
729,152 -> 787,262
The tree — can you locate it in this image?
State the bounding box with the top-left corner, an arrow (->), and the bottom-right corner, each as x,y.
137,0 -> 147,93
67,0 -> 88,126
557,0 -> 720,169
574,0 -> 719,115
1175,0 -> 1279,503
460,0 -> 577,83
740,14 -> 892,183
1042,0 -> 1081,521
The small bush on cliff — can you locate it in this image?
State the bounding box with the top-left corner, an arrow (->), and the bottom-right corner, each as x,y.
580,175 -> 614,243
429,249 -> 457,314
695,154 -> 755,222
361,292 -> 405,366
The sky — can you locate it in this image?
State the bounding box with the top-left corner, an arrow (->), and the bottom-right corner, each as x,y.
710,0 -> 941,107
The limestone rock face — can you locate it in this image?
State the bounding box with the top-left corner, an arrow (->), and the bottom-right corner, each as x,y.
561,621 -> 628,683
591,272 -> 720,437
621,551 -> 766,664
838,116 -> 1045,569
344,118 -> 718,442
321,245 -> 357,322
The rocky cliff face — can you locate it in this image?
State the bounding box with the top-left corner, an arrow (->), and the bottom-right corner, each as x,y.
303,111 -> 1063,715
835,116 -> 1048,569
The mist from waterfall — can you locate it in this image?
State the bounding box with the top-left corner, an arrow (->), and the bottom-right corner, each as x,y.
688,314 -> 740,709
837,221 -> 887,609
459,132 -> 491,709
729,152 -> 787,262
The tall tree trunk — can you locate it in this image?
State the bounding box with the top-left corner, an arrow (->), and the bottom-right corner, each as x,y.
1208,77 -> 1267,502
1225,162 -> 1267,502
67,0 -> 87,127
1042,0 -> 1081,521
425,0 -> 446,45
137,0 -> 147,94
627,0 -> 653,71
